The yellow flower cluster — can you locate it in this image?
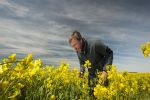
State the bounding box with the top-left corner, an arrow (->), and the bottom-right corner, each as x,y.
141,42 -> 150,57
83,60 -> 91,68
0,54 -> 89,100
94,65 -> 150,99
0,54 -> 150,100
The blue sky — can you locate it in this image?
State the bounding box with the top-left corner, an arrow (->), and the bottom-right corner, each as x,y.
0,0 -> 150,72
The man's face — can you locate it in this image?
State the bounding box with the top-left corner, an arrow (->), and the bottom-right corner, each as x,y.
70,38 -> 82,52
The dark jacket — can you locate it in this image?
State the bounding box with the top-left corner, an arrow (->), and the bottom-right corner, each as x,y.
77,38 -> 113,78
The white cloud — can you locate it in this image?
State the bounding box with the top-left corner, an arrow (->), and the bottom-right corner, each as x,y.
0,18 -> 73,59
0,0 -> 29,17
0,0 -> 149,72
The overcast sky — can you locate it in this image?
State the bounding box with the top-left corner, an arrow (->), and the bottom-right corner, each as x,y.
0,0 -> 150,72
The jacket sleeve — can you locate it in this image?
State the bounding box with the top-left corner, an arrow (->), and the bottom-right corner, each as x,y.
77,53 -> 85,73
95,41 -> 113,71
103,47 -> 113,71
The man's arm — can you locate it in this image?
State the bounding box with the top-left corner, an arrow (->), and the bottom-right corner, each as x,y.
77,53 -> 85,77
95,41 -> 113,86
103,47 -> 113,71
78,63 -> 85,78
102,47 -> 113,86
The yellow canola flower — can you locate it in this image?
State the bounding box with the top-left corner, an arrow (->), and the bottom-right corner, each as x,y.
140,45 -> 146,51
144,53 -> 149,57
144,50 -> 149,55
101,87 -> 107,93
33,59 -> 42,67
8,53 -> 16,61
59,60 -> 70,69
29,67 -> 39,77
125,87 -> 130,93
25,53 -> 33,64
147,42 -> 150,47
2,65 -> 8,72
8,89 -> 20,99
16,83 -> 24,89
120,83 -> 125,89
83,60 -> 91,68
14,65 -> 23,72
50,95 -> 56,100
0,65 -> 3,74
15,72 -> 23,79
94,84 -> 101,97
141,42 -> 150,57
94,85 -> 108,99
2,80 -> 9,89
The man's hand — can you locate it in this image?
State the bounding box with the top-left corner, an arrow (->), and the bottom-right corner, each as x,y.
102,71 -> 108,86
78,72 -> 84,78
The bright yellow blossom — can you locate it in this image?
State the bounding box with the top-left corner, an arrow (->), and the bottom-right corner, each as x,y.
83,60 -> 91,68
50,95 -> 56,100
8,53 -> 16,61
2,80 -> 9,88
0,65 -> 3,74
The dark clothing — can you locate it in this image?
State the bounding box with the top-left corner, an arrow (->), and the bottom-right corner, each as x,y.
77,38 -> 113,79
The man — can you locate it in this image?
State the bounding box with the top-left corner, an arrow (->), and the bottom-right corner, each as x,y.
69,31 -> 113,86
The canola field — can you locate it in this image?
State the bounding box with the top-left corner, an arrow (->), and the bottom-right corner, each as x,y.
0,42 -> 150,100
0,53 -> 150,100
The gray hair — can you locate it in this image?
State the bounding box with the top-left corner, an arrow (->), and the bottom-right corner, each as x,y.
69,31 -> 83,44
